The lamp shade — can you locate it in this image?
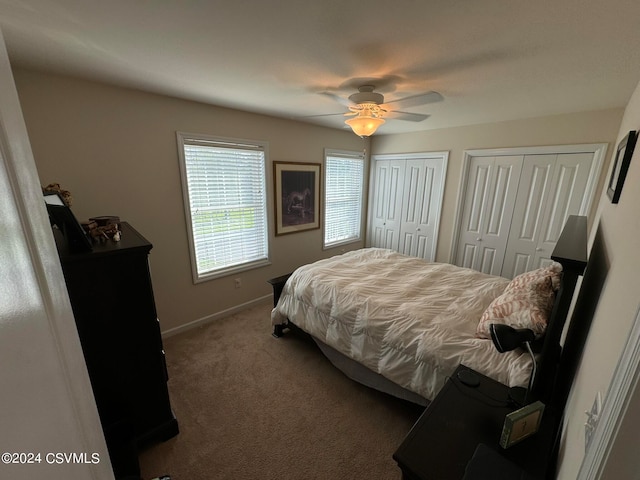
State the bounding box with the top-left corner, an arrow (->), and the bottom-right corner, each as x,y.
345,115 -> 385,137
489,324 -> 535,353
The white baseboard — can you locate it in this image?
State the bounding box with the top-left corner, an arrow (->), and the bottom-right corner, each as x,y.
160,294 -> 272,338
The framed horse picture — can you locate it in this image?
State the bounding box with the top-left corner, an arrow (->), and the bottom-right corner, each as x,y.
274,161 -> 321,236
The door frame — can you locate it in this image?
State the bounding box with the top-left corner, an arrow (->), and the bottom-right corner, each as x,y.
367,151 -> 448,262
0,31 -> 113,479
450,143 -> 608,265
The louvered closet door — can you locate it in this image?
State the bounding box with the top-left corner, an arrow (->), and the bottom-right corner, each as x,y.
398,158 -> 444,260
370,159 -> 404,250
502,152 -> 593,277
456,155 -> 523,276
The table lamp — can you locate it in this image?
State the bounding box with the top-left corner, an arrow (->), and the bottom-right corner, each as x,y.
489,323 -> 537,406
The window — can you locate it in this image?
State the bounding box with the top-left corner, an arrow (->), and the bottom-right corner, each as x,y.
177,132 -> 269,282
324,149 -> 365,248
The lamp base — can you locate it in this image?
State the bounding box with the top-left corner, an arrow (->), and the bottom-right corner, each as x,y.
457,369 -> 480,387
508,386 -> 528,406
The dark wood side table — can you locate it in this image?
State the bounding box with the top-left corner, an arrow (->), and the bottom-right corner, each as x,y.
393,365 -> 558,480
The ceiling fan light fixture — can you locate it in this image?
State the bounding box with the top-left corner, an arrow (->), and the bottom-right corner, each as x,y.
345,114 -> 385,137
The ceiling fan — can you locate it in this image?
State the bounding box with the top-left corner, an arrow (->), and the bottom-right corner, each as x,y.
317,85 -> 443,137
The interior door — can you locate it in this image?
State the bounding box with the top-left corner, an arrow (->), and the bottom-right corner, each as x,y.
501,154 -> 556,278
398,157 -> 445,261
533,152 -> 594,267
502,152 -> 594,277
456,155 -> 523,275
369,159 -> 404,250
455,145 -> 604,279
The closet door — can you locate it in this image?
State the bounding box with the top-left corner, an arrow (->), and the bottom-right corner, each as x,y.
369,159 -> 404,250
455,145 -> 604,278
501,152 -> 594,277
398,158 -> 445,260
456,155 -> 523,276
500,154 -> 556,277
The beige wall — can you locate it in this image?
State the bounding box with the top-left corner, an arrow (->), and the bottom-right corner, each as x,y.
13,68 -> 368,334
557,79 -> 640,479
371,110 -> 623,263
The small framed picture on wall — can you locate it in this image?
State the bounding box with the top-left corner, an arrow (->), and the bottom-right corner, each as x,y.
607,130 -> 637,204
273,161 -> 321,236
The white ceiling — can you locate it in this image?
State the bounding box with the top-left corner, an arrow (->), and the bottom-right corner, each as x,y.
1,0 -> 640,135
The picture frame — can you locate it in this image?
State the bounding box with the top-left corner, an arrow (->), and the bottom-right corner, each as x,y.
274,161 -> 321,236
499,400 -> 545,449
607,130 -> 637,204
44,192 -> 93,253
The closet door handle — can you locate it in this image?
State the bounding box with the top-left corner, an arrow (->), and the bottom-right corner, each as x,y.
476,237 -> 482,242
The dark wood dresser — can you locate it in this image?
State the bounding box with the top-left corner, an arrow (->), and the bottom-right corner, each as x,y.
54,222 -> 178,479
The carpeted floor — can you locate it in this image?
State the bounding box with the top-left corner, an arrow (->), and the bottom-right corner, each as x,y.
138,300 -> 424,480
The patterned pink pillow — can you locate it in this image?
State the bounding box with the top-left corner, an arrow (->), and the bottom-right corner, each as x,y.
476,263 -> 562,339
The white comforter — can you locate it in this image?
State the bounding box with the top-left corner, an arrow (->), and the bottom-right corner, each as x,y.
271,248 -> 533,401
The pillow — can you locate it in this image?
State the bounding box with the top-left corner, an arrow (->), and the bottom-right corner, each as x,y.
476,262 -> 562,339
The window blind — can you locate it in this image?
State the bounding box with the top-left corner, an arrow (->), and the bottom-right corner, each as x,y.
180,135 -> 268,279
324,152 -> 365,247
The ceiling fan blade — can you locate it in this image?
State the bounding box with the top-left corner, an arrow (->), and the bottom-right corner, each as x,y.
385,91 -> 443,108
386,111 -> 431,122
302,112 -> 346,118
318,91 -> 353,107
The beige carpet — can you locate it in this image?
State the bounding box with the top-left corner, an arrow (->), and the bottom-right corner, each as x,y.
138,300 -> 423,480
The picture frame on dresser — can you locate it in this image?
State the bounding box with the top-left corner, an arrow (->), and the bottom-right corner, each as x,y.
607,130 -> 637,204
44,192 -> 93,252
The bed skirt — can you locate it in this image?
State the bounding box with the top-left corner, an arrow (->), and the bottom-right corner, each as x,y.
312,336 -> 430,406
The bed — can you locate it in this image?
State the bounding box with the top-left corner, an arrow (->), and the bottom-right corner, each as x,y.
270,216 -> 588,408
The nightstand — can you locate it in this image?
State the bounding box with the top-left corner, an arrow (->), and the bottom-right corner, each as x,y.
393,365 -> 558,480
